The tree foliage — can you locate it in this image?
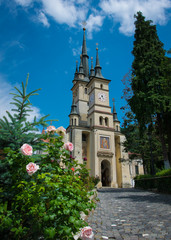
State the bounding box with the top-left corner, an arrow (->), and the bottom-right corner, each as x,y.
128,12 -> 171,166
0,78 -> 96,239
121,71 -> 164,174
0,74 -> 50,151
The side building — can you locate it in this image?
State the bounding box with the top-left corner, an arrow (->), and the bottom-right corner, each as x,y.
66,28 -> 140,188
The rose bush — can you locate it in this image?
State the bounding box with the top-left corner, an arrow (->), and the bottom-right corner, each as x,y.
26,162 -> 40,175
64,142 -> 74,151
46,125 -> 56,133
20,143 -> 33,156
80,226 -> 94,240
0,126 -> 96,240
56,126 -> 66,136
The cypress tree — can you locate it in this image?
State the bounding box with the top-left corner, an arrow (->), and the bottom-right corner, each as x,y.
129,12 -> 171,168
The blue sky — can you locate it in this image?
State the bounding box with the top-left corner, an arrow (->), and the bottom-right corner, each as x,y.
0,0 -> 171,129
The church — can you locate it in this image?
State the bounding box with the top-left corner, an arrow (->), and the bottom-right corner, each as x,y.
66,28 -> 141,188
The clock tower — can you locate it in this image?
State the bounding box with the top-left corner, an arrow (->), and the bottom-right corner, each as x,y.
66,28 -> 132,188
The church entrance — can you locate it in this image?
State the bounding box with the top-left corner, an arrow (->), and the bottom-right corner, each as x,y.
101,160 -> 111,186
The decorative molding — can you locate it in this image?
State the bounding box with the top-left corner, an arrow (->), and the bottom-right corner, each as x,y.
91,125 -> 115,132
89,87 -> 109,95
87,77 -> 111,87
88,110 -> 112,117
97,151 -> 114,158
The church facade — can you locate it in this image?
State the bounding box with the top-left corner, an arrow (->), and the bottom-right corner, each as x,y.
66,28 -> 133,188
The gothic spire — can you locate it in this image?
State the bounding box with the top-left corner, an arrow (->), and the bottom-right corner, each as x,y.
70,98 -> 78,115
112,98 -> 118,121
82,27 -> 89,77
79,54 -> 84,75
74,60 -> 78,79
90,57 -> 95,77
95,44 -> 103,78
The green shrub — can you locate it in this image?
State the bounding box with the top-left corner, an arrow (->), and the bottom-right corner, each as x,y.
134,168 -> 171,193
134,174 -> 152,180
0,79 -> 96,239
0,135 -> 96,239
156,168 -> 171,176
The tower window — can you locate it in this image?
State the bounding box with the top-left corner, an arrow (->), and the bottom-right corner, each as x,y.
90,118 -> 92,126
74,119 -> 77,125
85,88 -> 87,94
105,117 -> 108,126
135,165 -> 139,175
99,116 -> 103,125
116,125 -> 118,131
100,84 -> 103,89
82,134 -> 86,141
72,119 -> 73,126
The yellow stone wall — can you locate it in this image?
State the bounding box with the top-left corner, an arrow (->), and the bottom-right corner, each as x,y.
115,135 -> 122,188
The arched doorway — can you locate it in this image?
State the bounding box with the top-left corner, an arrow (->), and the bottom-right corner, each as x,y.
101,160 -> 111,186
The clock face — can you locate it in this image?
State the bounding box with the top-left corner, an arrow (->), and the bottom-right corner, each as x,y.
98,92 -> 106,102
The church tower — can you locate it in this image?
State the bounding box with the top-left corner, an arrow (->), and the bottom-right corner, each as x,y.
67,28 -> 132,188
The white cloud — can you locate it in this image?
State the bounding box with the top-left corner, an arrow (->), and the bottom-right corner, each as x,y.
99,0 -> 171,35
0,74 -> 43,122
72,46 -> 82,56
41,0 -> 88,27
15,0 -> 33,7
86,13 -> 105,39
37,11 -> 50,27
13,0 -> 100,37
13,0 -> 171,36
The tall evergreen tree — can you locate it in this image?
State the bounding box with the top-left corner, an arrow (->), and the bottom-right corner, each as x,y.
129,12 -> 171,167
121,71 -> 164,174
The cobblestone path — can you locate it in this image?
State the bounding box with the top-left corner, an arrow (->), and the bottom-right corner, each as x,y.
87,188 -> 171,240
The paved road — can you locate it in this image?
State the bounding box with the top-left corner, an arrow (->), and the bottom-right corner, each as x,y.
87,188 -> 171,240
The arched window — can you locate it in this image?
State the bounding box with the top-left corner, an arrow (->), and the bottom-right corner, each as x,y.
99,116 -> 103,125
116,125 -> 118,131
100,84 -> 103,89
105,117 -> 108,126
85,88 -> 87,94
90,118 -> 92,126
74,119 -> 77,125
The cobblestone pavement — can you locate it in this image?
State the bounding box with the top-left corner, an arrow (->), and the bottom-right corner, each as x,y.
87,188 -> 171,240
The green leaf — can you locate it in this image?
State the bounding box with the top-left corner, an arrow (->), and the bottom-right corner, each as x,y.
69,216 -> 75,223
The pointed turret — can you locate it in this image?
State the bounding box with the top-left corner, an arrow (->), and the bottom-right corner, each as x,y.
112,98 -> 120,131
95,45 -> 103,78
79,54 -> 84,75
69,98 -> 79,126
113,99 -> 118,121
90,57 -> 95,77
73,60 -> 79,80
82,28 -> 89,78
70,98 -> 78,115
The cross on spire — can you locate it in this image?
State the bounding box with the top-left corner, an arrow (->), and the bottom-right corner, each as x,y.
82,21 -> 87,30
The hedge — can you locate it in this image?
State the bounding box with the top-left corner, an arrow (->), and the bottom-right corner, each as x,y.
134,169 -> 171,193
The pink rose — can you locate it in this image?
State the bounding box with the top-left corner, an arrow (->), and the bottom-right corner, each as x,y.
80,227 -> 94,240
46,125 -> 56,133
56,126 -> 66,136
26,162 -> 39,175
64,142 -> 74,151
21,144 -> 33,156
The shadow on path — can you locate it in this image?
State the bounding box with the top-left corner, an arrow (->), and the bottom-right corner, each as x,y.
97,188 -> 171,206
